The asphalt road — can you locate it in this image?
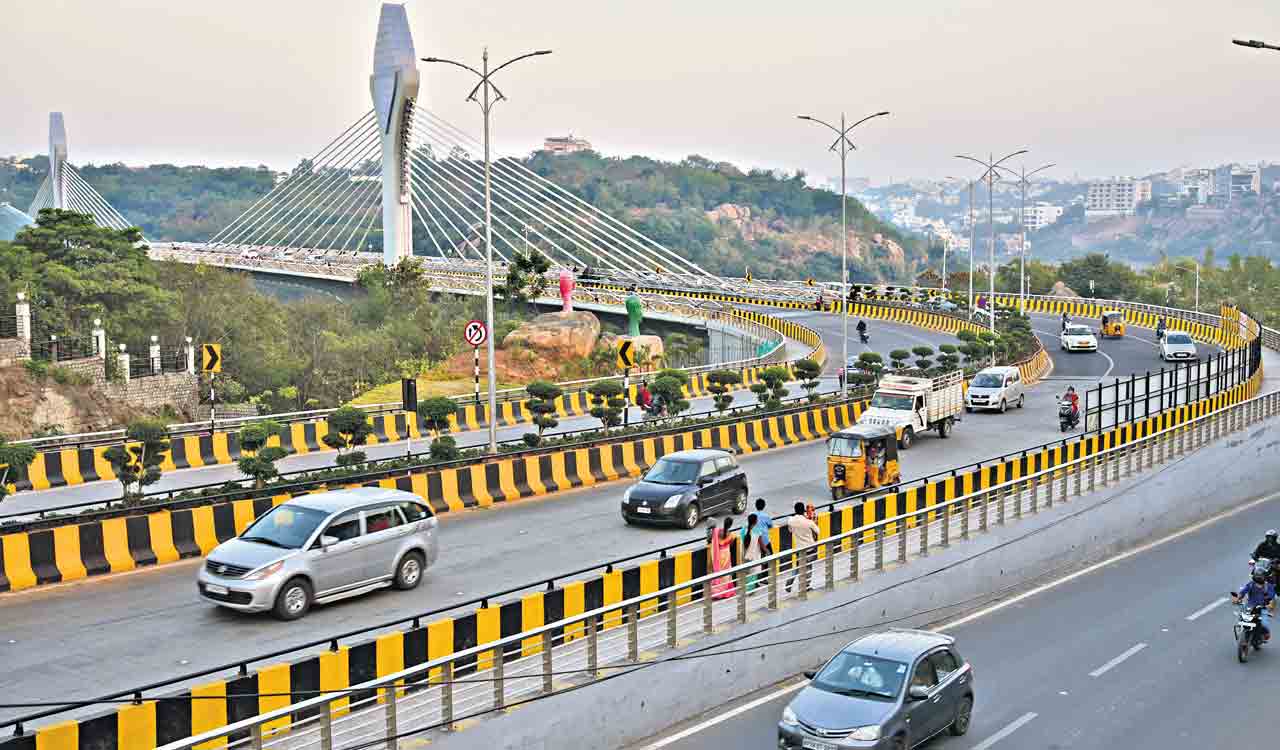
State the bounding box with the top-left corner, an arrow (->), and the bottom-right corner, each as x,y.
0,313 -> 1057,724
632,481 -> 1280,750
1027,311 -> 1222,382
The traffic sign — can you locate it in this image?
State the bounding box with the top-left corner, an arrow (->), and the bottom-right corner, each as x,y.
201,344 -> 221,373
745,271 -> 753,283
805,278 -> 815,287
464,319 -> 488,348
126,444 -> 144,471
616,339 -> 636,369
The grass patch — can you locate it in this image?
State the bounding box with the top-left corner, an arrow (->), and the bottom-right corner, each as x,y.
349,372 -> 523,406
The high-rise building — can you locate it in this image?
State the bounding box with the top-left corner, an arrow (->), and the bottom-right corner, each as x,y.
1085,177 -> 1151,221
1022,202 -> 1064,231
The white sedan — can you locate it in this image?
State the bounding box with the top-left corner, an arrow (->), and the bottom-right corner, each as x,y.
1060,324 -> 1098,352
1159,331 -> 1198,361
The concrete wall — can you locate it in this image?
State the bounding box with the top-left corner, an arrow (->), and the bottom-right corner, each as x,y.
440,409 -> 1280,750
0,339 -> 29,367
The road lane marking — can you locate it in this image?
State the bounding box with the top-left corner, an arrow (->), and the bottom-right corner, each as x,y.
937,489 -> 1280,631
971,712 -> 1038,750
1186,597 -> 1229,621
1088,643 -> 1147,677
636,679 -> 807,749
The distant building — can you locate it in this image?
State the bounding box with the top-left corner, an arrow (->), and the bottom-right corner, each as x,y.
1085,177 -> 1151,221
542,135 -> 592,155
1180,168 -> 1215,204
1022,202 -> 1064,231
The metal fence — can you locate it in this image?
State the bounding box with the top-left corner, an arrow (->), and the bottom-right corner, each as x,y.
28,335 -> 98,362
145,388 -> 1280,750
0,315 -> 17,339
126,345 -> 188,379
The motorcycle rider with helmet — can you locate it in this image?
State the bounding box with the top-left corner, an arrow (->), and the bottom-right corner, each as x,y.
1232,569 -> 1277,642
1253,530 -> 1280,563
856,319 -> 868,344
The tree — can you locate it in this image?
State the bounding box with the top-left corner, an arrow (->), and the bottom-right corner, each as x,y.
856,352 -> 884,383
937,344 -> 960,371
323,406 -> 373,467
792,359 -> 822,402
523,380 -> 562,447
587,381 -> 626,432
761,366 -> 791,409
103,419 -> 170,500
1059,253 -> 1142,300
911,345 -> 935,371
706,370 -> 742,414
889,349 -> 911,370
415,396 -> 460,460
0,436 -> 37,504
494,249 -> 551,313
650,373 -> 691,420
236,420 -> 289,488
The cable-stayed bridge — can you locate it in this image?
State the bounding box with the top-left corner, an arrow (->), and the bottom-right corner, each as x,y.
26,112 -> 137,233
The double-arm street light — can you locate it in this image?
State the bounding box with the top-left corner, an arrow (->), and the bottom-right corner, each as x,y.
996,162 -> 1055,316
423,47 -> 552,454
1233,38 -> 1280,52
945,175 -> 977,309
797,110 -> 890,395
955,150 -> 1029,333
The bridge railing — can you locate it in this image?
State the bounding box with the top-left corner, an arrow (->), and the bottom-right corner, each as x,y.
147,388 -> 1280,750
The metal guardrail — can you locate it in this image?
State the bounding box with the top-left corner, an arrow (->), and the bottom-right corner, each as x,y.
141,387 -> 1280,750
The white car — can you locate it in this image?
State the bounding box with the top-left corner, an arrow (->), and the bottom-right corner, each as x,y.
1159,331 -> 1198,361
965,365 -> 1024,413
1060,324 -> 1098,352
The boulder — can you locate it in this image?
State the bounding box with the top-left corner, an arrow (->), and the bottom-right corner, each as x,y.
1049,281 -> 1079,298
502,311 -> 601,360
621,334 -> 665,368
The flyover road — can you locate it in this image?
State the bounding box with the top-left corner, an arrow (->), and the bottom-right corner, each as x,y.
1026,311 -> 1222,381
630,478 -> 1280,750
0,316 -> 1063,724
2,313 -> 962,516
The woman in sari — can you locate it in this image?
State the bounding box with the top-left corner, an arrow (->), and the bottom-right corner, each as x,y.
741,513 -> 766,592
709,517 -> 736,599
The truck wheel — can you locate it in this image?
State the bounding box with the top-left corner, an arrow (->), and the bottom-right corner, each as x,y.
938,419 -> 951,439
899,428 -> 914,450
999,399 -> 1007,414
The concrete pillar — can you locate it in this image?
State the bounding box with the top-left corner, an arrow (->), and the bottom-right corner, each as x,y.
93,319 -> 106,359
49,334 -> 58,363
185,337 -> 195,374
15,292 -> 30,343
370,4 -> 420,265
117,344 -> 130,384
150,335 -> 161,374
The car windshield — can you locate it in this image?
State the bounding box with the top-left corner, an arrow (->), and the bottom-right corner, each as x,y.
1166,333 -> 1193,345
828,436 -> 863,458
870,393 -> 914,410
812,651 -> 907,700
240,504 -> 329,549
1065,326 -> 1092,336
643,458 -> 699,485
972,373 -> 1003,388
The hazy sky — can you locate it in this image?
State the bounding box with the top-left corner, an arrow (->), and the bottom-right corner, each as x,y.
4,0 -> 1280,185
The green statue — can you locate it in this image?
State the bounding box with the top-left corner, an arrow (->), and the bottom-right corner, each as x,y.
625,292 -> 643,336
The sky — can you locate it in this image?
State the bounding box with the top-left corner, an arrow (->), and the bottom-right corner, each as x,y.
4,0 -> 1280,186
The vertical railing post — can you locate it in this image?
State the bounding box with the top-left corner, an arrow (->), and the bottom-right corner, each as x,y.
919,510 -> 930,556
319,700 -> 334,750
874,530 -> 885,571
769,557 -> 781,607
850,535 -> 861,581
542,631 -> 554,695
798,550 -> 811,600
627,604 -> 640,662
251,724 -> 263,750
587,615 -> 600,678
979,490 -> 990,532
941,502 -> 952,547
384,685 -> 399,750
1088,456 -> 1097,492
825,541 -> 836,591
897,520 -> 908,563
961,496 -> 971,539
493,644 -> 505,710
1029,475 -> 1039,514
666,590 -> 678,649
1073,456 -> 1082,496
702,582 -> 714,634
736,569 -> 748,624
441,660 -> 455,732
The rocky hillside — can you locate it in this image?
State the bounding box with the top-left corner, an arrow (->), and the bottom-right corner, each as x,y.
0,364 -> 162,438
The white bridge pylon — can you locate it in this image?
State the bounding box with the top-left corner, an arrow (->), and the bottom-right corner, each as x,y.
27,112 -> 137,233
205,2 -> 711,280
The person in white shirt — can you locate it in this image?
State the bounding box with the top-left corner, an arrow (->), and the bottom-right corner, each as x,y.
785,501 -> 821,593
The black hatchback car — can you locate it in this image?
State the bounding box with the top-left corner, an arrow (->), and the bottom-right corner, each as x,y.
620,449 -> 749,529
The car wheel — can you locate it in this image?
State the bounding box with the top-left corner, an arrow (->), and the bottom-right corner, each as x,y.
273,578 -> 313,621
393,551 -> 425,591
999,398 -> 1007,414
683,502 -> 701,530
1017,394 -> 1025,409
732,489 -> 747,514
898,428 -> 914,450
889,735 -> 907,750
950,696 -> 974,736
965,405 -> 973,413
938,418 -> 951,439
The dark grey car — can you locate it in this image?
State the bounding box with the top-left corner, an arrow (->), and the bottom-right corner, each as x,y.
778,630 -> 974,749
620,449 -> 748,529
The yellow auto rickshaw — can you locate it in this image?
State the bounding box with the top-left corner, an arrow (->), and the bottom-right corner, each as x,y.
1100,310 -> 1126,339
826,424 -> 902,500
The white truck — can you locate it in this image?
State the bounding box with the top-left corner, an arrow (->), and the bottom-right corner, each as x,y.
857,370 -> 965,448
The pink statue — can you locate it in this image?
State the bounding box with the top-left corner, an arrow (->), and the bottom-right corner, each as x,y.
559,269 -> 576,313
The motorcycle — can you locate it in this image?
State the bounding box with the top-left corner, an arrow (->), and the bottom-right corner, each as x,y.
1249,557 -> 1279,586
858,330 -> 870,345
1058,399 -> 1080,432
641,402 -> 667,420
1233,598 -> 1267,663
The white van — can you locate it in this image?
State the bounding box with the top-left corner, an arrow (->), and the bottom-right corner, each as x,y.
965,365 -> 1024,413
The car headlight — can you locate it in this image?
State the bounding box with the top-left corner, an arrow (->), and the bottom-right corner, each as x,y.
849,725 -> 882,741
623,486 -> 633,503
244,560 -> 285,581
664,493 -> 684,509
780,706 -> 798,727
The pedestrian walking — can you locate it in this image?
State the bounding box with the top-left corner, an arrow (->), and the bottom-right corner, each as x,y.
785,502 -> 821,593
740,513 -> 769,592
709,517 -> 736,600
754,498 -> 773,534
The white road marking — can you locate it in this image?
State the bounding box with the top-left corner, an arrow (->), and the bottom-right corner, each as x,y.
1097,348 -> 1116,381
1088,643 -> 1148,678
1186,597 -> 1229,621
971,712 -> 1038,750
635,679 -> 807,749
937,489 -> 1280,631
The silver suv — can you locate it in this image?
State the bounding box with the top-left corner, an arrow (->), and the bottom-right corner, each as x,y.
197,487 -> 439,620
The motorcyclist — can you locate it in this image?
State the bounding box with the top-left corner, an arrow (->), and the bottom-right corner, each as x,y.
1253,530 -> 1280,566
637,381 -> 653,412
1060,311 -> 1070,333
1232,569 -> 1277,642
856,319 -> 868,343
1156,317 -> 1167,342
1063,386 -> 1080,424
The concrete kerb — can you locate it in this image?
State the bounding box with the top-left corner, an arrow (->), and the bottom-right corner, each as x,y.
438,404 -> 1280,750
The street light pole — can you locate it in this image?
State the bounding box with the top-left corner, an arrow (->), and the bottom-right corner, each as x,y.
423,47 -> 552,454
947,175 -> 977,313
797,110 -> 890,396
1173,261 -> 1201,312
1233,38 -> 1280,51
956,149 -> 1029,334
996,162 -> 1054,315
